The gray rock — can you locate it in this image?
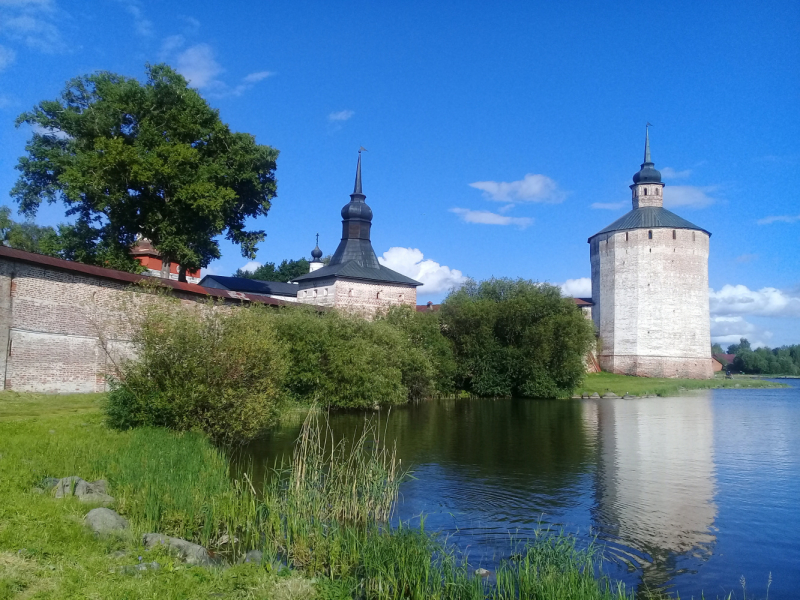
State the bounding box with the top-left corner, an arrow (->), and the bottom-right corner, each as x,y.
32,487 -> 45,495
41,477 -> 59,490
240,550 -> 263,564
113,561 -> 160,574
602,392 -> 619,399
623,394 -> 639,400
474,568 -> 491,577
590,392 -> 601,398
142,533 -> 213,566
110,550 -> 127,559
54,477 -> 114,505
85,508 -> 128,535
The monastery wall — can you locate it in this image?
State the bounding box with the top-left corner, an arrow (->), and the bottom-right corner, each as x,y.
296,278 -> 416,316
591,227 -> 712,379
0,252 -> 276,393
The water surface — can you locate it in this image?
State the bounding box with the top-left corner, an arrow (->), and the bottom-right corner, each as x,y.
244,381 -> 800,598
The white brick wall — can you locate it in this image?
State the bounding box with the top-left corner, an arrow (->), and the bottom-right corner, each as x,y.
590,226 -> 713,379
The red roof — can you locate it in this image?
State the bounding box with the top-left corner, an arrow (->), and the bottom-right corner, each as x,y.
713,353 -> 736,365
0,246 -> 288,306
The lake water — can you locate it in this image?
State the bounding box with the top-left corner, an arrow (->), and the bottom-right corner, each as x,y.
244,381 -> 800,598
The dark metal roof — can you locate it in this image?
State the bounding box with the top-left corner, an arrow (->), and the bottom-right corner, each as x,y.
0,246 -> 287,306
199,275 -> 300,297
292,260 -> 422,286
589,206 -> 711,240
632,128 -> 662,184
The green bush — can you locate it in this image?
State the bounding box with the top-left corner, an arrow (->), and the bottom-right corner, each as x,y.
271,307 -> 412,408
107,302 -> 287,445
440,278 -> 595,398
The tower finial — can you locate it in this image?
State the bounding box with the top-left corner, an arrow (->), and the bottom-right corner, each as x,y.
353,149 -> 363,195
644,122 -> 653,163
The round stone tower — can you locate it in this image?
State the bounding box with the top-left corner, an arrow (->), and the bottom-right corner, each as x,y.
588,129 -> 713,379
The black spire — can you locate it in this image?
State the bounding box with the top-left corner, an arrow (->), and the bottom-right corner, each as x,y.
632,124 -> 662,184
329,150 -> 380,268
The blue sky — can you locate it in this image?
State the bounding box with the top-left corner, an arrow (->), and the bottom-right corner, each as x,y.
1,0 -> 798,346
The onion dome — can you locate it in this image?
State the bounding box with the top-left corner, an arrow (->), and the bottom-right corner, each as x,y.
311,234 -> 323,261
632,127 -> 662,184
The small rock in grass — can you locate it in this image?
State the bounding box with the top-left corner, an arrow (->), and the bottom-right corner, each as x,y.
113,561 -> 160,574
110,550 -> 127,559
239,550 -> 263,564
590,392 -> 600,398
48,430 -> 55,434
41,477 -> 59,490
54,477 -> 114,506
142,533 -> 213,566
32,487 -> 45,494
475,568 -> 491,577
602,392 -> 619,399
85,508 -> 128,535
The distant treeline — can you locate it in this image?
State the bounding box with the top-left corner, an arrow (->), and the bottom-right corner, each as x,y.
107,278 -> 595,445
716,338 -> 800,375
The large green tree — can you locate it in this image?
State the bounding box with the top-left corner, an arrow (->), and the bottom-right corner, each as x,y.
440,278 -> 596,398
12,64 -> 278,281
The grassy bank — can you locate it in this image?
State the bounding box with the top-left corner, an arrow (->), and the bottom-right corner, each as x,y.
0,392 -> 644,599
575,372 -> 786,398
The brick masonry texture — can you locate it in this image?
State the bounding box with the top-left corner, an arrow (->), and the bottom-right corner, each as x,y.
296,279 -> 417,316
590,226 -> 713,379
0,257 -> 237,393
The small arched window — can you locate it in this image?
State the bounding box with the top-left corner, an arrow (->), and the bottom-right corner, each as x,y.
648,230 -> 653,239
625,232 -> 628,241
672,230 -> 676,240
656,188 -> 660,196
643,188 -> 648,196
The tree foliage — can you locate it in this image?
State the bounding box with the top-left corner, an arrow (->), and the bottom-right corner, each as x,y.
235,258 -> 311,283
12,63 -> 278,279
440,278 -> 596,398
728,338 -> 800,375
0,206 -> 61,256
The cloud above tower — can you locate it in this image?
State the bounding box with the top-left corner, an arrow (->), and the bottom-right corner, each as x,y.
469,174 -> 565,203
378,247 -> 466,294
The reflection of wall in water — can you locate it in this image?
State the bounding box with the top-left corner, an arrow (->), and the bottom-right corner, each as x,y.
593,396 -> 717,576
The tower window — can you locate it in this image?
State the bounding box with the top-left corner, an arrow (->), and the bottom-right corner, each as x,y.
657,188 -> 660,196
648,230 -> 653,239
693,232 -> 696,242
643,188 -> 648,195
672,230 -> 676,240
625,232 -> 628,241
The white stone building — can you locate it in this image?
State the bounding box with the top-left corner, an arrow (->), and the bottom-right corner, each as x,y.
588,130 -> 713,379
291,151 -> 421,314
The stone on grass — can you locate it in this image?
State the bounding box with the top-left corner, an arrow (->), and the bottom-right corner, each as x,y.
475,568 -> 491,577
54,476 -> 114,506
112,561 -> 160,574
32,487 -> 45,495
143,533 -> 213,566
590,392 -> 600,398
41,477 -> 59,490
602,392 -> 619,399
240,550 -> 263,564
85,508 -> 128,535
623,394 -> 639,400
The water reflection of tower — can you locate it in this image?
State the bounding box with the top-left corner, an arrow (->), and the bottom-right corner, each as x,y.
591,396 -> 718,591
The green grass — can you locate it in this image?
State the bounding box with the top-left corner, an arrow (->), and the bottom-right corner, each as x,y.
0,392 -> 736,599
575,372 -> 785,397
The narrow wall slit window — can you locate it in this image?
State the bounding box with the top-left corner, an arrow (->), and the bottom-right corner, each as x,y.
672,230 -> 676,240
643,188 -> 648,195
648,230 -> 653,239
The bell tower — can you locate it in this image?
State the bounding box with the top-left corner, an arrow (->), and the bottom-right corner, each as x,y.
630,126 -> 665,209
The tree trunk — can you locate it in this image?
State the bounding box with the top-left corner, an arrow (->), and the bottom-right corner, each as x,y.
160,259 -> 171,280
178,265 -> 187,283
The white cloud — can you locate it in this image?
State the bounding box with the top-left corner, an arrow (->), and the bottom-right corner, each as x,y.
757,214 -> 800,225
328,110 -> 355,122
591,201 -> 627,210
710,316 -> 772,349
560,277 -> 591,298
243,70 -> 274,83
159,34 -> 185,58
449,208 -> 533,229
709,284 -> 800,318
469,173 -> 565,203
239,261 -> 262,273
662,185 -> 717,209
116,0 -> 153,37
379,247 -> 466,294
661,167 -> 692,179
0,0 -> 63,53
176,43 -> 224,88
0,44 -> 15,70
